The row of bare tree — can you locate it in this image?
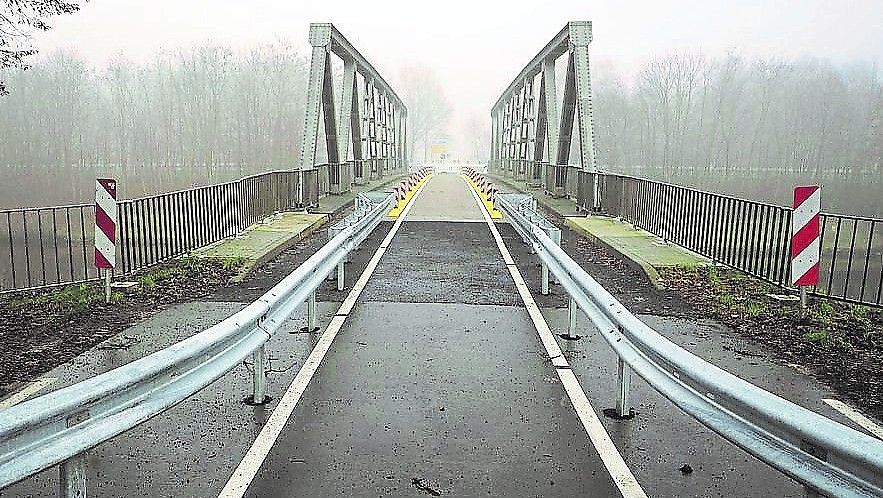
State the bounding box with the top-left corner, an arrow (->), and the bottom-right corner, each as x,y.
592,55 -> 882,177
0,45 -> 455,171
0,43 -> 309,169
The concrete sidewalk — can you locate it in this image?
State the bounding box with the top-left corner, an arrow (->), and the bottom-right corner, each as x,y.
196,212 -> 327,281
566,216 -> 707,288
196,174 -> 405,281
491,174 -> 707,288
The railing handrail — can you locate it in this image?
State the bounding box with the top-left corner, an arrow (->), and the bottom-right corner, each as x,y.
573,168 -> 883,223
0,193 -> 394,490
497,193 -> 883,498
0,169 -> 297,213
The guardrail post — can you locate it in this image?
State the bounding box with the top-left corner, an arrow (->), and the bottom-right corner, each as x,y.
617,357 -> 631,418
307,291 -> 318,331
800,439 -> 829,497
59,453 -> 86,498
337,261 -> 345,291
541,262 -> 549,295
251,346 -> 267,405
567,297 -> 577,336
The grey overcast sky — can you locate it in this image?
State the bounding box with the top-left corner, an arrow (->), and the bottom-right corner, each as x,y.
30,0 -> 883,151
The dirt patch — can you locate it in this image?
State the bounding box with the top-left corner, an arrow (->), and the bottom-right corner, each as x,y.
0,257 -> 240,397
661,265 -> 883,419
0,201 -> 383,396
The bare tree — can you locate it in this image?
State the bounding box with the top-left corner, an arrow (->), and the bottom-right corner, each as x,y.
0,0 -> 84,95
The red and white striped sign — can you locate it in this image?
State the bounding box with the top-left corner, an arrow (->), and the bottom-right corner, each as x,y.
791,185 -> 820,286
94,178 -> 117,269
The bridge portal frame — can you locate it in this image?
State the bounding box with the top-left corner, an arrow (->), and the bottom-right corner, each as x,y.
490,21 -> 598,206
298,23 -> 408,206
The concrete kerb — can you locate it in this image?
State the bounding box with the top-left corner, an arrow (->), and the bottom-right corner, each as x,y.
493,174 -> 706,289
564,217 -> 665,289
198,174 -> 406,283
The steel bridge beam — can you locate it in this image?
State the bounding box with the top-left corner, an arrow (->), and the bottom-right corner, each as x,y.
298,23 -> 408,206
490,21 -> 598,206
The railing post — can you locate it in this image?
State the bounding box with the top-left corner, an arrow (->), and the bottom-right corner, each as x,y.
337,261 -> 345,291
617,357 -> 631,418
307,290 -> 318,331
251,346 -> 267,405
59,453 -> 87,498
541,262 -> 549,295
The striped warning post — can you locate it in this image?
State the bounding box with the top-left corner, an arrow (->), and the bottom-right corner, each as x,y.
791,185 -> 821,286
94,178 -> 118,269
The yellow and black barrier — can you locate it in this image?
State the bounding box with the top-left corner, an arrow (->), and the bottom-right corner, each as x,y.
462,168 -> 502,219
388,167 -> 433,217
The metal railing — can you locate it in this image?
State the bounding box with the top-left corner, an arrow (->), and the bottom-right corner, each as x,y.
1,170 -> 303,293
494,162 -> 883,307
497,193 -> 883,498
0,192 -> 394,495
590,173 -> 883,307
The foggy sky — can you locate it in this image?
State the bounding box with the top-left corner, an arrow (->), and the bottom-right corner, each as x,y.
30,0 -> 883,156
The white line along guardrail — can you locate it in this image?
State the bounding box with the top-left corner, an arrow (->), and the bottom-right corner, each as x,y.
496,193 -> 883,498
0,193 -> 394,496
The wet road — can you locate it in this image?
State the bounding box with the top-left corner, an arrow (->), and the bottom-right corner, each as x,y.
238,174 -> 620,496
2,172 -> 870,497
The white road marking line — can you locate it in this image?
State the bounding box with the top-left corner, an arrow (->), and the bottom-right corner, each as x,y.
822,398 -> 883,441
466,180 -> 648,498
0,377 -> 57,410
218,180 -> 429,498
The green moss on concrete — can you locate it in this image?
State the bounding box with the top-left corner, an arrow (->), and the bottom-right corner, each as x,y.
196,212 -> 327,281
565,216 -> 707,288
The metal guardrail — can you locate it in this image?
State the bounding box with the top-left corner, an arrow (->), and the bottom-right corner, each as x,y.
497,193 -> 883,498
0,192 -> 394,495
0,170 -> 306,293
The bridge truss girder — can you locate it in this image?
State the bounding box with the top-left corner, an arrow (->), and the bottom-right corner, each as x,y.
490,21 -> 598,206
298,23 -> 408,206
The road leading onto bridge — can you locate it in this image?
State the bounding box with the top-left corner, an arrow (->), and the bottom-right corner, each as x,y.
404,173 -> 484,221
221,172 -> 628,497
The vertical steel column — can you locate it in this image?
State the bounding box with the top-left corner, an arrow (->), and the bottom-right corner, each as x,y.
569,21 -> 599,208
336,57 -> 357,192
543,56 -> 559,190
297,24 -> 332,206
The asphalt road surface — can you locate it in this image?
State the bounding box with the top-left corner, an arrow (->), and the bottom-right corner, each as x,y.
5,172 -> 862,497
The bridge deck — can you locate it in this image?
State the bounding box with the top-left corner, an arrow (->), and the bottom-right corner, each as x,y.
236,173 -> 619,496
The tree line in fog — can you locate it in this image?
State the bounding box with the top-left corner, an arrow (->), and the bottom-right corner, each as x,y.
592,55 -> 882,177
1,48 -> 881,179
0,44 -> 309,169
